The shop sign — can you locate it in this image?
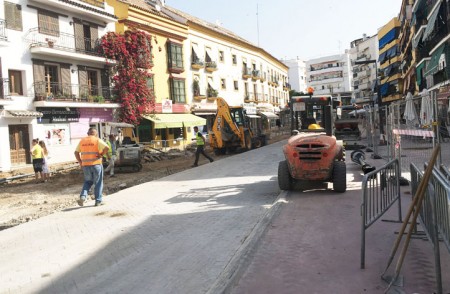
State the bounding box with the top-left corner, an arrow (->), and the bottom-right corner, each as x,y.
162,99 -> 173,113
36,107 -> 80,124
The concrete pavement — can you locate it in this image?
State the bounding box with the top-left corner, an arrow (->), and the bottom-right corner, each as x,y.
0,141 -> 285,294
1,139 -> 449,294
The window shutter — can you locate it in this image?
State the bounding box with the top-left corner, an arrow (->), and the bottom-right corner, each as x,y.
5,2 -> 22,31
90,25 -> 98,50
73,21 -> 84,51
60,64 -> 70,85
33,61 -> 45,96
38,10 -> 59,37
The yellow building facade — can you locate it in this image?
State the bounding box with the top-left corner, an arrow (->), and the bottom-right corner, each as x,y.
378,17 -> 403,104
106,0 -> 204,147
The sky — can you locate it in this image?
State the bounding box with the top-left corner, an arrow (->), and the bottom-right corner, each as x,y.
166,0 -> 402,61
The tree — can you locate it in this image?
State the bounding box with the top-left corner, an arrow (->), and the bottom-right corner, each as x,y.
99,30 -> 154,125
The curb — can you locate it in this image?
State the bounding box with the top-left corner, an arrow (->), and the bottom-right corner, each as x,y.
206,190 -> 288,294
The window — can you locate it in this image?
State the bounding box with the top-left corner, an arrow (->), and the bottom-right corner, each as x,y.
170,78 -> 186,103
137,36 -> 153,68
221,78 -> 226,89
146,75 -> 154,92
167,42 -> 184,72
233,80 -> 239,90
38,9 -> 59,36
5,2 -> 22,31
219,50 -> 224,62
8,70 -> 23,95
232,54 -> 237,65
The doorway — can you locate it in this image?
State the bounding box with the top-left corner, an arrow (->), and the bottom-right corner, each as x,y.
9,125 -> 30,165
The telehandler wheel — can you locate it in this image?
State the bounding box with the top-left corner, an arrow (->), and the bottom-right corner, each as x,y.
332,161 -> 347,193
278,160 -> 292,190
244,132 -> 252,150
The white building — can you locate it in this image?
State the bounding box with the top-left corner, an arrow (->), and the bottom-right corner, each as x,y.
0,0 -> 117,172
347,34 -> 379,104
164,6 -> 289,129
306,53 -> 353,103
281,57 -> 307,93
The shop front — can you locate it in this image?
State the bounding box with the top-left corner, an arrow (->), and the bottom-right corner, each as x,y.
140,100 -> 207,150
35,107 -> 115,166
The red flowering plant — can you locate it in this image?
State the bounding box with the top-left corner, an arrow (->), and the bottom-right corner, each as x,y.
99,30 -> 155,125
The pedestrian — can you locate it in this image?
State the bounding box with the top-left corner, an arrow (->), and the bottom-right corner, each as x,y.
74,128 -> 109,207
104,134 -> 116,178
192,126 -> 214,167
30,138 -> 44,183
39,140 -> 50,182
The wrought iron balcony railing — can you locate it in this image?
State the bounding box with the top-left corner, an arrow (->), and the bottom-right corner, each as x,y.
205,61 -> 217,68
25,28 -> 102,56
0,19 -> 7,41
33,81 -> 117,103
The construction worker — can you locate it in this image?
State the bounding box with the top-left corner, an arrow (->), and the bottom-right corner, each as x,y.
74,128 -> 109,207
192,126 -> 214,167
104,134 -> 116,177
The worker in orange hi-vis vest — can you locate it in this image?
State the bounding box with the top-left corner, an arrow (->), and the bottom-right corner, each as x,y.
74,127 -> 109,207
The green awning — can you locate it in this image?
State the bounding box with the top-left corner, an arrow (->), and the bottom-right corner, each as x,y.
142,113 -> 206,129
424,43 -> 446,76
416,62 -> 425,86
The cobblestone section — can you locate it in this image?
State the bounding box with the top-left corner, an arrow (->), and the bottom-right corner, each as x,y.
230,157 -> 450,294
0,142 -> 285,294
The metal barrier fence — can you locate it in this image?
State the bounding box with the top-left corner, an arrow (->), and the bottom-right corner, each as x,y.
410,162 -> 450,294
363,93 -> 450,181
360,158 -> 402,269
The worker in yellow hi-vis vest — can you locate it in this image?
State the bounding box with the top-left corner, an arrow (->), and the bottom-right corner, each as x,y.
192,126 -> 214,167
74,128 -> 109,207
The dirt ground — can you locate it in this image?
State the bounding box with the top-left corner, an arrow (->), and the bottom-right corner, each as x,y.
0,134 -> 289,231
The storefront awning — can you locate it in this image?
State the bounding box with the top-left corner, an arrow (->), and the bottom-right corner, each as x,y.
247,114 -> 260,118
105,122 -> 134,128
259,111 -> 279,119
142,113 -> 206,129
6,110 -> 43,117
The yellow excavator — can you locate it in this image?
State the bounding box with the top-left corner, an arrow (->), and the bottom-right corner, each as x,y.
209,97 -> 266,155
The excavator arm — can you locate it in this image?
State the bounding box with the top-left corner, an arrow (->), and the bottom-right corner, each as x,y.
209,97 -> 245,149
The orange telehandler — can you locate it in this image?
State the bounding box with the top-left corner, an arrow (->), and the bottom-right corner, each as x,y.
208,97 -> 266,155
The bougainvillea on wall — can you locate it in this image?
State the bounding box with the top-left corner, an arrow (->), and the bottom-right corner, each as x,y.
99,30 -> 154,126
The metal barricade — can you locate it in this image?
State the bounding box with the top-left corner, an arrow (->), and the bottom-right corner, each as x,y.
410,163 -> 450,294
360,159 -> 402,269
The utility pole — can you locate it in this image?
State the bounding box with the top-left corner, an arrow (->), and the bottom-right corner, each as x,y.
256,3 -> 260,46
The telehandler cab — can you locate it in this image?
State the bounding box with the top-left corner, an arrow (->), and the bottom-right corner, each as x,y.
278,94 -> 347,192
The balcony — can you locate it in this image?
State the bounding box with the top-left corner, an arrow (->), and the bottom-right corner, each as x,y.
244,93 -> 256,103
251,70 -> 260,81
283,83 -> 291,91
242,68 -> 252,79
0,19 -> 7,42
191,58 -> 204,70
33,81 -> 117,104
205,61 -> 218,72
25,28 -> 113,65
207,87 -> 218,101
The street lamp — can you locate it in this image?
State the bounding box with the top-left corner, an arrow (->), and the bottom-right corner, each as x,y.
353,59 -> 382,159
